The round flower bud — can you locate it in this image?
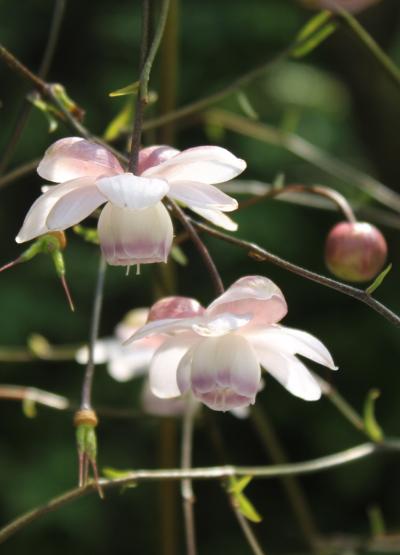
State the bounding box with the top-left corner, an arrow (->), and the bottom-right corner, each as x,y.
325,221 -> 387,282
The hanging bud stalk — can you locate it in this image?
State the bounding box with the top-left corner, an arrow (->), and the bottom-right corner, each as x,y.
0,231 -> 75,310
74,408 -> 103,498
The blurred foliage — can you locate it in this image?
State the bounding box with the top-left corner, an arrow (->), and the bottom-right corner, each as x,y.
1,0 -> 400,554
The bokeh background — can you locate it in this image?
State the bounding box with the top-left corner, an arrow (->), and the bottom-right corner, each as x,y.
1,0 -> 400,553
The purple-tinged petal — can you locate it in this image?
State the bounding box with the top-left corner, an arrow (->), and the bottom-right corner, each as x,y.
143,145 -> 246,185
148,296 -> 205,322
189,206 -> 238,231
176,348 -> 195,395
150,333 -> 198,398
37,137 -> 123,182
16,177 -> 96,243
168,181 -> 238,211
46,186 -> 106,230
138,145 -> 180,175
207,275 -> 287,328
98,202 -> 173,266
96,173 -> 169,210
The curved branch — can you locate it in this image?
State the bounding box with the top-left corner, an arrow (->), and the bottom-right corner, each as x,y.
0,440 -> 399,545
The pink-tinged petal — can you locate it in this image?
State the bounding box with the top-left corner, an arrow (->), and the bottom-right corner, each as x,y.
207,275 -> 287,328
124,317 -> 199,345
150,333 -> 198,398
249,326 -> 337,370
96,173 -> 169,210
115,308 -> 150,341
190,335 -> 260,411
143,145 -> 246,185
168,181 -> 238,211
189,206 -> 238,231
98,202 -> 173,266
16,177 -> 96,243
46,185 -> 106,230
254,346 -> 321,401
138,145 -> 180,175
192,313 -> 251,337
37,137 -> 123,182
176,348 -> 195,394
147,296 -> 205,322
141,380 -> 192,417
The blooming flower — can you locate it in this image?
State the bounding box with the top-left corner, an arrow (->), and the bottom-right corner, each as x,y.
16,138 -> 246,267
126,276 -> 337,412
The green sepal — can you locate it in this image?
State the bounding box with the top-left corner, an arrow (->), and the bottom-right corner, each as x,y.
22,398 -> 37,418
363,389 -> 384,443
292,22 -> 337,58
73,225 -> 100,244
228,476 -> 262,523
365,264 -> 392,295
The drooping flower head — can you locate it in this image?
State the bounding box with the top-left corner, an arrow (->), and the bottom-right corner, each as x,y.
126,276 -> 337,412
16,139 -> 246,267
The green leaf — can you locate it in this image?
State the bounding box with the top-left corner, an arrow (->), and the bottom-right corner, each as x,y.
296,10 -> 333,42
109,81 -> 140,98
363,389 -> 384,442
28,93 -> 59,133
103,98 -> 135,141
365,264 -> 392,295
51,84 -> 84,120
28,334 -> 52,358
102,467 -> 136,479
236,91 -> 258,120
228,475 -> 252,495
73,225 -> 100,244
171,245 -> 188,266
22,398 -> 37,419
291,22 -> 337,58
235,492 -> 263,523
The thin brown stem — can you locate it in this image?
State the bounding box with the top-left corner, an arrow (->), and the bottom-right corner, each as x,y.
1,440 -> 399,545
191,220 -> 400,328
168,199 -> 224,295
230,504 -> 267,555
181,397 -> 197,555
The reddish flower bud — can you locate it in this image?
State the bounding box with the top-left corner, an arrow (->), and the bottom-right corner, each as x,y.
325,221 -> 388,282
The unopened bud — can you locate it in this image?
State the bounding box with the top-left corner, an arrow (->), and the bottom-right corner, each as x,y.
325,221 -> 388,282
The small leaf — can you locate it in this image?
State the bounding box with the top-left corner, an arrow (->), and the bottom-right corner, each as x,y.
365,264 -> 392,295
22,398 -> 37,419
73,225 -> 99,244
363,389 -> 384,442
236,91 -> 258,120
171,245 -> 188,266
28,334 -> 52,358
296,10 -> 333,42
103,98 -> 135,141
51,84 -> 85,121
291,22 -> 337,58
109,81 -> 140,98
28,93 -> 59,133
228,475 -> 253,495
235,492 -> 263,523
103,467 -> 137,489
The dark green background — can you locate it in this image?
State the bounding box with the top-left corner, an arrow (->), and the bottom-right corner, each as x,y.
1,0 -> 400,553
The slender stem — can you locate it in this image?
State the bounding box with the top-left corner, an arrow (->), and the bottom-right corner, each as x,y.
316,375 -> 365,432
191,220 -> 400,328
240,184 -> 356,223
181,397 -> 197,555
205,109 -> 400,215
230,505 -> 267,555
168,199 -> 224,295
0,385 -> 69,410
0,159 -> 39,190
250,405 -> 320,553
159,419 -> 178,555
128,0 -> 171,173
80,255 -> 107,410
128,0 -> 150,173
1,440 -> 399,545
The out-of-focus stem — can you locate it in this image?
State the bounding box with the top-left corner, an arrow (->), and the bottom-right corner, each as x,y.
180,396 -> 197,555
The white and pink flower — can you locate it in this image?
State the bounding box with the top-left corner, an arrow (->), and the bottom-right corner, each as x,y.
16,138 -> 246,267
126,276 -> 337,412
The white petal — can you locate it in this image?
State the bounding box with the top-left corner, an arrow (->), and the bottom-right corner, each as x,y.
16,177 -> 96,243
75,338 -> 120,365
108,348 -> 154,382
98,202 -> 173,266
192,313 -> 251,337
141,380 -> 191,417
96,173 -> 169,210
189,206 -> 238,231
253,345 -> 321,401
150,334 -> 197,398
124,317 -> 199,344
37,137 -> 123,182
176,348 -> 194,394
249,326 -> 337,370
168,181 -> 238,211
143,145 -> 246,185
46,186 -> 106,230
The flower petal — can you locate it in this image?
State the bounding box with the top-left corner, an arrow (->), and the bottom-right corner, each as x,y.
168,181 -> 238,211
98,202 -> 173,266
46,186 -> 106,230
75,338 -> 120,365
150,333 -> 197,398
192,313 -> 251,337
253,345 -> 321,401
124,317 -> 199,345
249,326 -> 337,370
37,138 -> 123,182
138,145 -> 180,175
207,275 -> 287,328
147,296 -> 205,321
16,177 -> 96,243
108,342 -> 157,382
96,173 -> 169,209
143,145 -> 246,185
189,206 -> 238,231
141,380 -> 191,417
